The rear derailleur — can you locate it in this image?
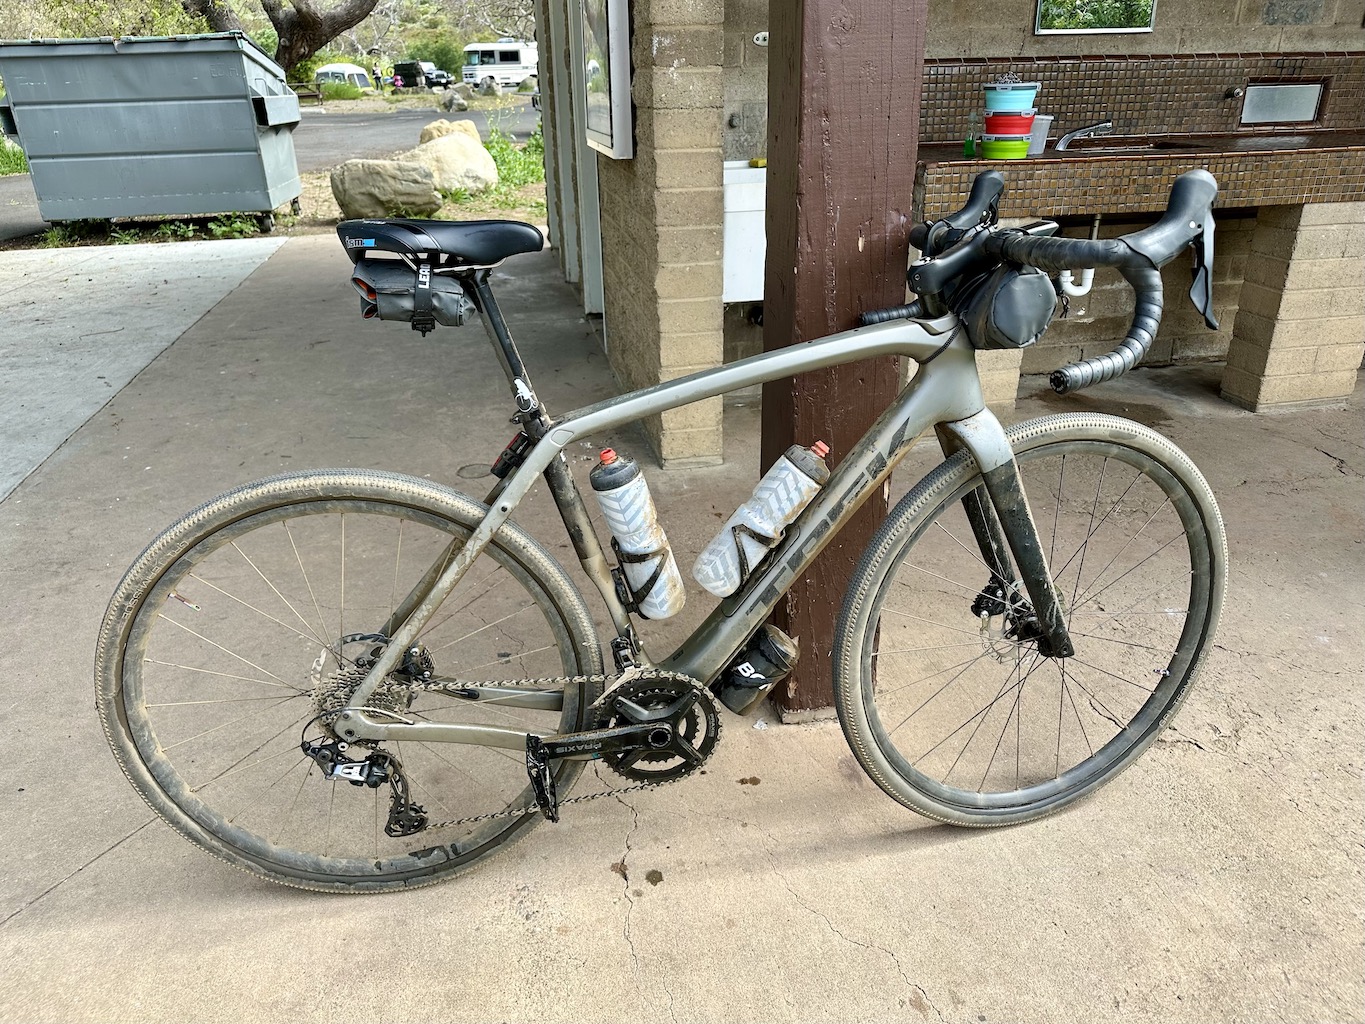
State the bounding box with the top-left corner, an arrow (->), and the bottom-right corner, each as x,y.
300,736 -> 428,837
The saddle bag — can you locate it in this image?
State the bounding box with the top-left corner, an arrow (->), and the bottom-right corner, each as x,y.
350,259 -> 476,331
956,262 -> 1058,350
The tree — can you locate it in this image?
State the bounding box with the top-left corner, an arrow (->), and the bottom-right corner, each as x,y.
260,0 -> 383,73
179,0 -> 382,75
461,0 -> 534,41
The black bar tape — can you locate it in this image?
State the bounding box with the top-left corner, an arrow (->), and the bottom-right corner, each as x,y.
984,232 -> 1165,395
857,300 -> 924,326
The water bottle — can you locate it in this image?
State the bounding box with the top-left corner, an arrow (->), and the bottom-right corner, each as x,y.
589,448 -> 686,620
692,441 -> 831,598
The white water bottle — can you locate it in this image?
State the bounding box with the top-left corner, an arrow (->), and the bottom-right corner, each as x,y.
589,448 -> 686,620
692,441 -> 831,598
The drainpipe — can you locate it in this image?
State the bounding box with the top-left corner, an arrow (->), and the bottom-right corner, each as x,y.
1057,213 -> 1102,298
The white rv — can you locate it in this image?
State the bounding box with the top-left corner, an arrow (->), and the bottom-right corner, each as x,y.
462,39 -> 538,88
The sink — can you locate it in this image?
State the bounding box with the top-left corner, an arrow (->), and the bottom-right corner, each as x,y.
1062,137 -> 1203,154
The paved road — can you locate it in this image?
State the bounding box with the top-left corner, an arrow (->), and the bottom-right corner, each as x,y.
0,102 -> 539,242
291,103 -> 539,170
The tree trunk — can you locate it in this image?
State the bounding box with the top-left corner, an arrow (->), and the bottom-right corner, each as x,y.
260,0 -> 381,75
179,0 -> 242,33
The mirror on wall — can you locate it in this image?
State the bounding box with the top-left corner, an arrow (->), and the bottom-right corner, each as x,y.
1036,0 -> 1157,33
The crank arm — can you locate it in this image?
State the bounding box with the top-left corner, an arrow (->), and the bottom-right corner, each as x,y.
538,722 -> 670,761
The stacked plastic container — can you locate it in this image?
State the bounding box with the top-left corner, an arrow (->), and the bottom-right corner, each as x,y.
979,79 -> 1041,159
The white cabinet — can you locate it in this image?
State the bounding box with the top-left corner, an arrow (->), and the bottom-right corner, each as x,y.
722,160 -> 767,302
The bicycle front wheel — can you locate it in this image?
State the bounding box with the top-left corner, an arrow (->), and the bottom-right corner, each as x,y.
835,414 -> 1226,826
96,470 -> 603,891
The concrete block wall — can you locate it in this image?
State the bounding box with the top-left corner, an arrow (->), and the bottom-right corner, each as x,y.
722,0 -> 768,161
597,0 -> 727,466
1019,209 -> 1257,376
1222,202 -> 1365,410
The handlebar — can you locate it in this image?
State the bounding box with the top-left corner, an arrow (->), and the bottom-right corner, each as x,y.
870,169 -> 1219,394
983,169 -> 1217,393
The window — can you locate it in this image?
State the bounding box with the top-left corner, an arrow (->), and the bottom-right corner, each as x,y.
498,50 -> 521,64
1036,0 -> 1157,33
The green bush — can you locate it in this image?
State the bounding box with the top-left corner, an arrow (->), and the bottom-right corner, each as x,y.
207,214 -> 261,239
0,143 -> 28,176
320,81 -> 365,101
483,124 -> 545,190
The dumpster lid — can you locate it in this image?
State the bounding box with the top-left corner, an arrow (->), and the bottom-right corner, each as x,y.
0,31 -> 281,74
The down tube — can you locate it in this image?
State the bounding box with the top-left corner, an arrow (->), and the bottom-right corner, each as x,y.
661,343 -> 987,685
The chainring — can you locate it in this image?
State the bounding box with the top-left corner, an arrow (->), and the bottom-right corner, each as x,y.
591,677 -> 721,783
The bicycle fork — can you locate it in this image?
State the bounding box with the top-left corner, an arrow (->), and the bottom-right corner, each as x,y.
936,414 -> 1074,659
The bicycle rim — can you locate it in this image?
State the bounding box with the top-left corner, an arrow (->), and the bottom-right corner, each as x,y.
98,471 -> 601,890
837,416 -> 1224,823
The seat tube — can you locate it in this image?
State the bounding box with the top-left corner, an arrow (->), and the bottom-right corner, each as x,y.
939,411 -> 1074,659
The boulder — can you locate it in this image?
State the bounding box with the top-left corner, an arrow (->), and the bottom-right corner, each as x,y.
330,159 -> 442,219
478,79 -> 503,97
438,91 -> 470,113
453,83 -> 474,99
419,118 -> 481,145
519,76 -> 538,91
397,133 -> 498,194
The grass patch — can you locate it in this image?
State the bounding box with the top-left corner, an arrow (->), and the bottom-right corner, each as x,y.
0,143 -> 28,175
443,124 -> 547,212
320,81 -> 365,101
207,214 -> 262,239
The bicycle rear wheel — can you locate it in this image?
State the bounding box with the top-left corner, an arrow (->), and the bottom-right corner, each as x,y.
96,470 -> 602,891
835,414 -> 1226,825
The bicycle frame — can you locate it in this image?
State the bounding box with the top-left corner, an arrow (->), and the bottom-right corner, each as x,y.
333,276 -> 1068,751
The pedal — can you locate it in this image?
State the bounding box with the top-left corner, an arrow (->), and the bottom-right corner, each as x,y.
525,734 -> 560,822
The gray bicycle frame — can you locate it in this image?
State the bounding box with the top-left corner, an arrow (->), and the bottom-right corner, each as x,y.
333,304 -> 1057,751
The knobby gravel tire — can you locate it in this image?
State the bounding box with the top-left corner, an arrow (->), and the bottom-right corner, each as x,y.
95,470 -> 603,892
834,414 -> 1227,826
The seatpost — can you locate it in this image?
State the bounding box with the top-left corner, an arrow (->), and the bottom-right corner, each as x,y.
466,271 -> 543,422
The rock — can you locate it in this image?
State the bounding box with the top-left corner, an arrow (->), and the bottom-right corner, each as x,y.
453,83 -> 474,99
419,118 -> 481,145
519,76 -> 538,91
397,133 -> 498,194
478,79 -> 503,97
329,159 -> 442,219
439,92 -> 470,113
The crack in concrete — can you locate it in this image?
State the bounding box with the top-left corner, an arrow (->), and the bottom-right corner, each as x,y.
1,816 -> 156,928
1313,446 -> 1352,476
612,790 -> 643,981
746,819 -> 943,1022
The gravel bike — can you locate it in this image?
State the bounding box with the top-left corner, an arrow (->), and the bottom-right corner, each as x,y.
95,170 -> 1227,892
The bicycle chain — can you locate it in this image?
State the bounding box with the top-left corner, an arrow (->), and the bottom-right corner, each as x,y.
387,669 -> 713,830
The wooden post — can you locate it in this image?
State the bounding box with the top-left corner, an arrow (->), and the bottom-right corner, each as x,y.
761,1 -> 927,712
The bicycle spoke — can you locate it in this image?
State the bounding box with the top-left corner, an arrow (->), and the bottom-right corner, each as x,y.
143,658 -> 298,692
188,572 -> 345,659
155,615 -> 302,691
283,520 -> 331,646
225,544 -> 326,646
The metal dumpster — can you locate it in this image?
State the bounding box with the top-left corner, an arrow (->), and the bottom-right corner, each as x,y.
0,32 -> 301,225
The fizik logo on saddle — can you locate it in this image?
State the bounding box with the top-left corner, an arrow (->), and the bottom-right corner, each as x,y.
345,237 -> 376,249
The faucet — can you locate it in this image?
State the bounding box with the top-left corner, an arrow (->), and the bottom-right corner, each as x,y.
1055,120 -> 1115,150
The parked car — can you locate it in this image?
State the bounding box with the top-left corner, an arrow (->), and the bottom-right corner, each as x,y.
392,60 -> 452,89
314,62 -> 373,89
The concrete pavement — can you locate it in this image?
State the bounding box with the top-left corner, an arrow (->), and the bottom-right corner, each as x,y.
0,235 -> 1361,1023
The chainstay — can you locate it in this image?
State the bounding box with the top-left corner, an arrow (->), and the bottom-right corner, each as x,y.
392,669 -> 713,830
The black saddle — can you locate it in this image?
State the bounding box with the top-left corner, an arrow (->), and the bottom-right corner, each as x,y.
337,218 -> 543,268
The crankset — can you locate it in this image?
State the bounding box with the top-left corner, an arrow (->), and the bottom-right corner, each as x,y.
524,674 -> 721,822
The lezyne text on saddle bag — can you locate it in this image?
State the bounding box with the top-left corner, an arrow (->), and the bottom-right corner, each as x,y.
350,259 -> 476,327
